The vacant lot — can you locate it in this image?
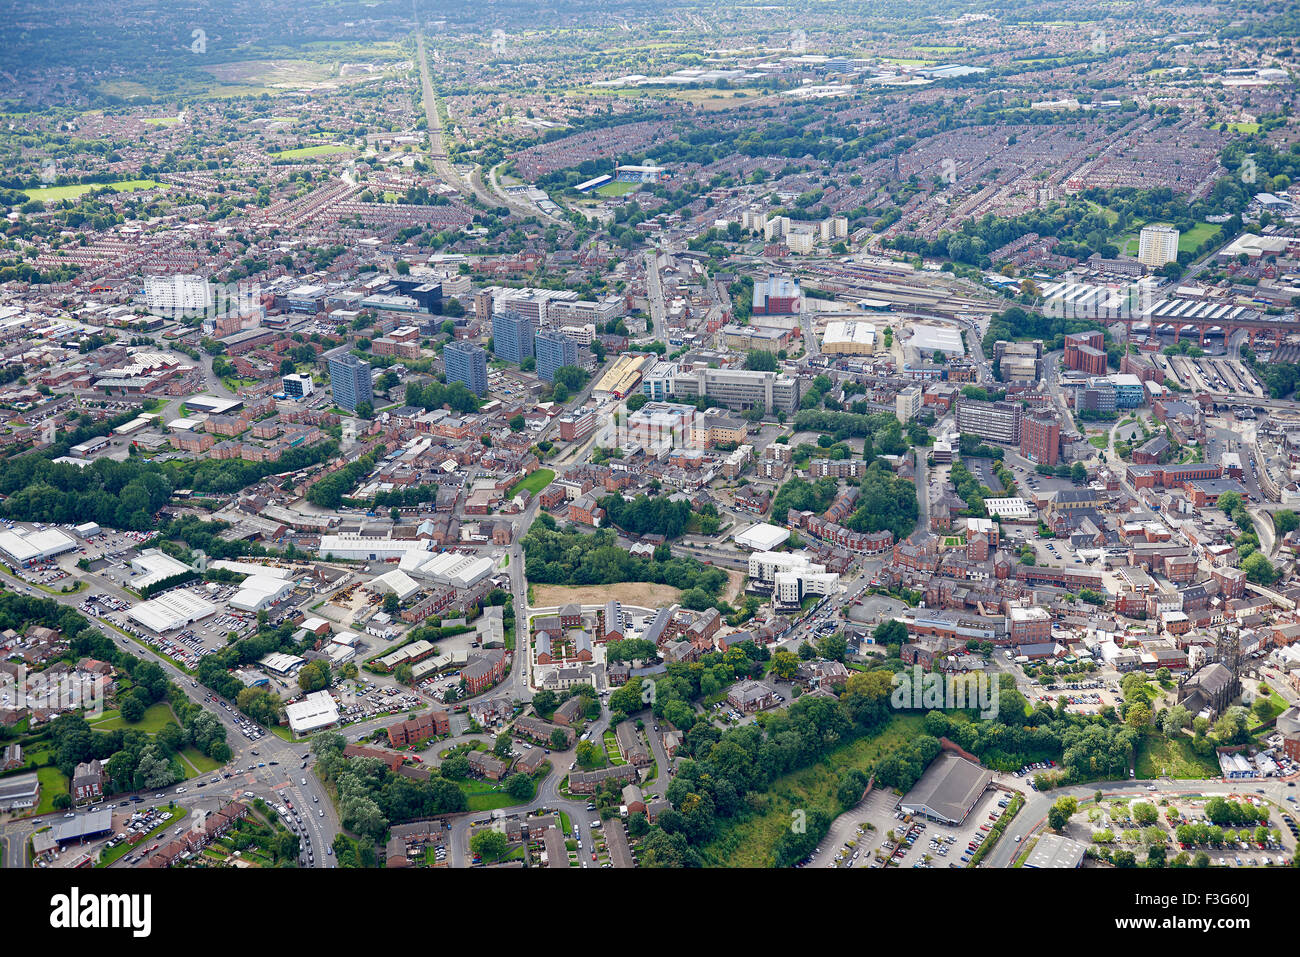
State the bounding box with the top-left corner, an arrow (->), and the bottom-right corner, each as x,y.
510,468 -> 555,498
700,714 -> 926,868
532,582 -> 682,609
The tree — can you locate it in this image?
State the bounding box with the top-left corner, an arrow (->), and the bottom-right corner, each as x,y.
120,695 -> 146,723
1049,796 -> 1078,831
550,728 -> 569,750
531,690 -> 558,718
816,632 -> 847,662
1242,551 -> 1278,585
441,754 -> 470,780
505,772 -> 534,801
1274,510 -> 1300,536
382,593 -> 401,616
297,659 -> 331,693
494,733 -> 513,758
471,829 -> 509,863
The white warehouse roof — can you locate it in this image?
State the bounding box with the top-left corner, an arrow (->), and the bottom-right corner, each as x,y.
734,523 -> 791,551
370,569 -> 421,601
129,590 -> 217,633
0,527 -> 77,565
285,691 -> 340,735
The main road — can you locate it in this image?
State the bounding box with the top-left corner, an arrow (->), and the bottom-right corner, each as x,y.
414,23 -> 561,223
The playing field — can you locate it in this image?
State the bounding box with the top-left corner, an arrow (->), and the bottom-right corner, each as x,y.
270,144 -> 352,160
22,179 -> 167,201
596,180 -> 640,197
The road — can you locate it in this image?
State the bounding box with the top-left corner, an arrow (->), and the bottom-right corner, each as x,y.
983,774 -> 1300,868
0,561 -> 341,868
645,250 -> 667,340
414,24 -> 560,222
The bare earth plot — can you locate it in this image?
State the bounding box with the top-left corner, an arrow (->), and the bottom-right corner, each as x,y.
532,582 -> 682,608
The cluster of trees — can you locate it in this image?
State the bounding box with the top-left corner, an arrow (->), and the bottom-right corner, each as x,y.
522,515 -> 727,597
310,733 -> 467,841
403,379 -> 480,414
0,439 -> 339,529
307,452 -> 377,510
842,465 -> 920,540
598,493 -> 694,540
771,476 -> 840,518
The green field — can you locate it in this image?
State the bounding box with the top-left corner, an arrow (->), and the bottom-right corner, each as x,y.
88,702 -> 175,734
22,179 -> 168,202
142,117 -> 180,126
700,714 -> 926,867
270,144 -> 352,160
595,180 -> 640,197
1123,222 -> 1221,257
35,766 -> 69,815
1135,734 -> 1220,779
1226,122 -> 1260,134
179,747 -> 222,777
459,778 -> 525,812
509,468 -> 555,498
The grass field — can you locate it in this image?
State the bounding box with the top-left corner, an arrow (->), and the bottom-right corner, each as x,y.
459,778 -> 525,812
1122,222 -> 1221,257
596,180 -> 640,197
1226,122 -> 1261,134
270,144 -> 352,160
22,179 -> 167,202
179,747 -> 222,777
509,468 -> 555,498
88,702 -> 176,734
531,582 -> 683,609
1135,734 -> 1220,779
143,117 -> 180,126
699,714 -> 926,867
35,766 -> 69,815
603,730 -> 626,766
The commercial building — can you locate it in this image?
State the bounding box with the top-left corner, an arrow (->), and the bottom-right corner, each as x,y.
955,399 -> 1022,444
285,690 -> 340,736
1064,331 -> 1108,376
667,365 -> 801,415
282,373 -> 315,398
129,590 -> 218,633
229,573 -> 295,612
0,527 -> 78,566
534,329 -> 580,383
821,320 -> 876,355
1020,409 -> 1062,466
734,523 -> 791,552
327,351 -> 373,412
1024,833 -> 1087,868
444,341 -> 489,396
898,753 -> 992,825
1138,225 -> 1180,268
491,309 -> 537,365
752,274 -> 801,315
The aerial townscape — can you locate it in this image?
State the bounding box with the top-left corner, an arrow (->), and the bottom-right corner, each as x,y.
4,0 -> 1300,904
